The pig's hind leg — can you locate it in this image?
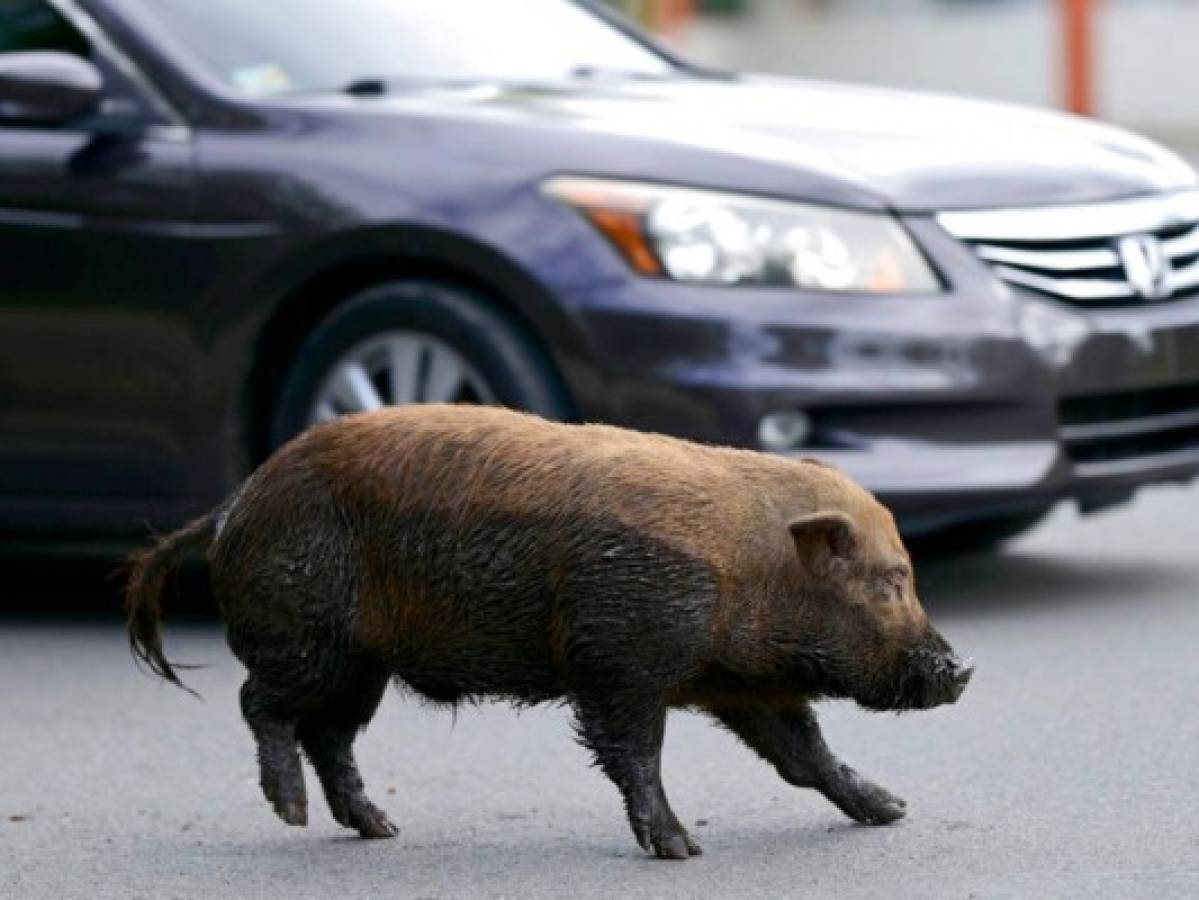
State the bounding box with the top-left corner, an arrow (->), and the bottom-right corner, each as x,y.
574,694 -> 702,860
297,658 -> 398,839
712,704 -> 907,826
240,675 -> 309,827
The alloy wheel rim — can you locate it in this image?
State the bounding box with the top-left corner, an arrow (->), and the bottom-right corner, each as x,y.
308,332 -> 494,425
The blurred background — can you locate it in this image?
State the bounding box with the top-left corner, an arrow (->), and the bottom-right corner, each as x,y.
3,2 -> 1198,897
611,0 -> 1199,161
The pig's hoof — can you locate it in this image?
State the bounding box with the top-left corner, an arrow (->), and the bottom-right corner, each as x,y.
351,803 -> 399,840
652,830 -> 702,860
839,784 -> 907,826
274,800 -> 308,827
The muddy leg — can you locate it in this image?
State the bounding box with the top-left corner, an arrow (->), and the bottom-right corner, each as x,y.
712,703 -> 906,826
297,659 -> 397,839
240,676 -> 307,826
574,695 -> 701,859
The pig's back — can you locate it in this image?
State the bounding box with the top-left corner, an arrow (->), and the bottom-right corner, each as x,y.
292,404 -> 801,565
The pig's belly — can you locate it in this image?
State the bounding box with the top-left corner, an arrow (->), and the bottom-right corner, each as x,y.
390,649 -> 564,706
385,608 -> 566,706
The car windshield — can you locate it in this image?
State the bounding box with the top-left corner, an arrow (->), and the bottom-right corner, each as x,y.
107,0 -> 676,98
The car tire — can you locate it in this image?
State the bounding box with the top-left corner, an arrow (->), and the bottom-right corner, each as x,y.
269,280 -> 573,448
907,508 -> 1052,558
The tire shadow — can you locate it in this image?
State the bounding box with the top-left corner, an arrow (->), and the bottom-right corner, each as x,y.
916,549 -> 1194,621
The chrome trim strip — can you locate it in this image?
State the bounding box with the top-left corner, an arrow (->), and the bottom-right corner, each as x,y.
1073,444 -> 1199,479
990,264 -> 1135,301
987,256 -> 1199,301
938,190 -> 1199,241
1062,407 -> 1199,442
1164,225 -> 1199,259
974,243 -> 1119,271
1170,257 -> 1199,292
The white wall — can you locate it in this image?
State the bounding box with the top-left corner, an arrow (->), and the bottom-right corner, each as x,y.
679,1 -> 1199,147
1100,3 -> 1199,137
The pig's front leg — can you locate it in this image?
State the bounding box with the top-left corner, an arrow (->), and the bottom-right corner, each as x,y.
712,704 -> 907,826
574,695 -> 702,859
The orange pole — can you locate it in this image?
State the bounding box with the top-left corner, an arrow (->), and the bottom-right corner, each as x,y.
648,0 -> 695,36
1063,0 -> 1095,116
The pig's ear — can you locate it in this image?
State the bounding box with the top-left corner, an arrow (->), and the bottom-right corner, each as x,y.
788,511 -> 859,564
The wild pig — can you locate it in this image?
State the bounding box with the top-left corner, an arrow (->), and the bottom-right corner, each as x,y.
126,404 -> 972,859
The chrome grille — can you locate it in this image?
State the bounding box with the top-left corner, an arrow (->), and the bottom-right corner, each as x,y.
938,190 -> 1199,307
1058,381 -> 1199,475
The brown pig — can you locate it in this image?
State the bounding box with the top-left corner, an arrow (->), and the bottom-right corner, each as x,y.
126,404 -> 972,859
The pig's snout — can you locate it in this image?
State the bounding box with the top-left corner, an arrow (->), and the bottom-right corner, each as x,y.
885,630 -> 973,711
919,642 -> 973,708
944,657 -> 974,704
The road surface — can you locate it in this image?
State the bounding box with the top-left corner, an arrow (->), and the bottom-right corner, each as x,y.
2,483 -> 1198,899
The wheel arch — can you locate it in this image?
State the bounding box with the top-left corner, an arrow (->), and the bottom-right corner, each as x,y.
240,225 -> 593,465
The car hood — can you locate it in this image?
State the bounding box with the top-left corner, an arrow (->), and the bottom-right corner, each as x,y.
357,74 -> 1196,212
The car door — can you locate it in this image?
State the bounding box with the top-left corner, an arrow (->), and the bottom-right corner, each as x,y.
0,0 -> 202,529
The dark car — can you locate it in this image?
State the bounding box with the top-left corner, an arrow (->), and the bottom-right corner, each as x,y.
3,0 -> 1199,551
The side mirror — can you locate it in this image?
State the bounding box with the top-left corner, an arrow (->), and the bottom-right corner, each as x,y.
0,52 -> 102,125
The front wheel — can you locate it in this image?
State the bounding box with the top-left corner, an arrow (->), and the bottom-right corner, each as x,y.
270,281 -> 572,448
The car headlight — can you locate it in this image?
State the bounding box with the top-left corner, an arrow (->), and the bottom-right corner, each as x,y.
543,177 -> 941,294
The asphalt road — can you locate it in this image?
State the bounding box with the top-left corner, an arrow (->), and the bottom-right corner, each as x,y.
2,484 -> 1198,900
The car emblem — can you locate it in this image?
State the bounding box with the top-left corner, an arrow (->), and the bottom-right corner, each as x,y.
1117,234 -> 1173,300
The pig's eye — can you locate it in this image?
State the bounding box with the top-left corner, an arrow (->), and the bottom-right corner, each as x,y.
881,566 -> 909,600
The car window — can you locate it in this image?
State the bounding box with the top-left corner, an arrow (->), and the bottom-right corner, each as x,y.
0,0 -> 90,57
107,0 -> 674,99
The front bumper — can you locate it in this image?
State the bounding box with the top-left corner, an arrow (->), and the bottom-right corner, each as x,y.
548,215 -> 1199,534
